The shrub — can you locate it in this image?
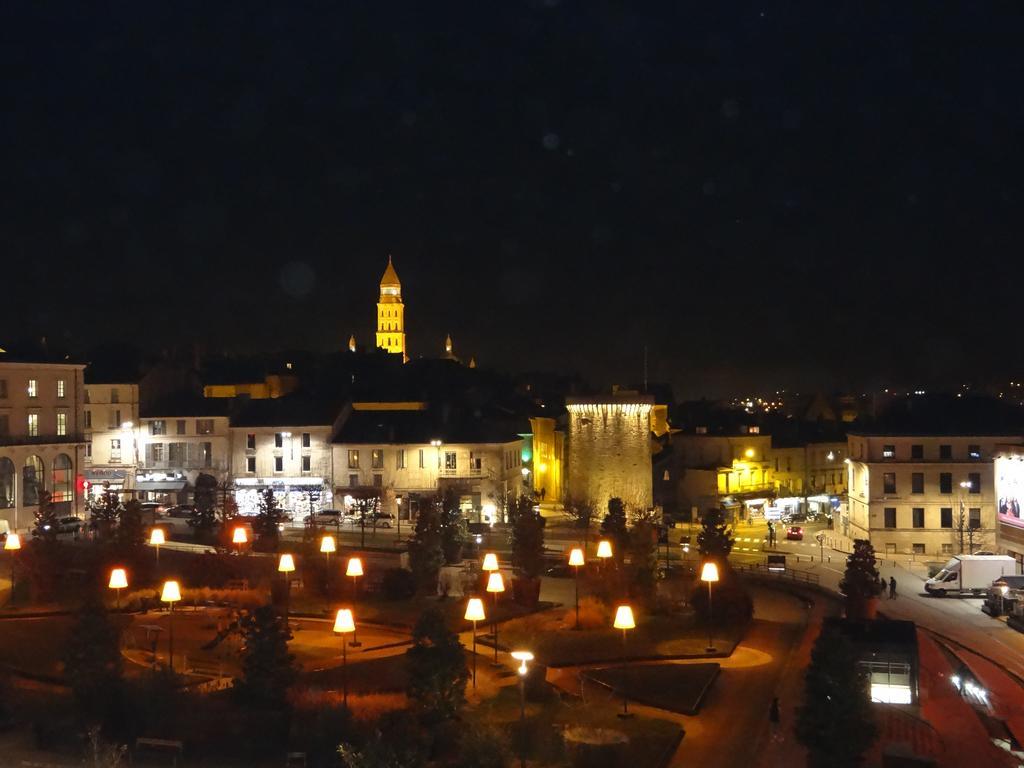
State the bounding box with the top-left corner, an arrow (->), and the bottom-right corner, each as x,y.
565,596 -> 609,630
454,725 -> 512,768
381,568 -> 416,601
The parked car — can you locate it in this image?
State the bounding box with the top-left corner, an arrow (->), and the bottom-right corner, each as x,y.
783,511 -> 808,523
160,505 -> 196,532
786,525 -> 804,541
365,511 -> 395,528
304,509 -> 345,527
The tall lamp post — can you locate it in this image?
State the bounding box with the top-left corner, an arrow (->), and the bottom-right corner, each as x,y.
464,597 -> 486,689
346,557 -> 363,647
232,526 -> 248,554
511,650 -> 534,768
161,580 -> 181,671
568,547 -> 585,629
613,605 -> 635,718
701,562 -> 719,653
278,554 -> 295,625
333,608 -> 355,707
596,540 -> 613,573
482,552 -> 499,632
486,571 -> 505,665
108,568 -> 128,609
959,480 -> 973,554
4,533 -> 20,604
149,528 -> 165,566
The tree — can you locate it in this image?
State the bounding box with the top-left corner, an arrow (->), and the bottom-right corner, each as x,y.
696,508 -> 734,566
90,488 -> 122,541
839,539 -> 882,600
115,499 -> 145,550
405,607 -> 469,724
627,519 -> 659,605
32,490 -> 61,544
234,604 -> 297,710
795,624 -> 877,768
338,739 -> 422,768
563,496 -> 596,545
64,597 -> 124,725
253,488 -> 285,551
408,501 -> 444,593
438,487 -> 466,564
510,495 -> 545,580
190,473 -> 218,541
600,497 -> 629,561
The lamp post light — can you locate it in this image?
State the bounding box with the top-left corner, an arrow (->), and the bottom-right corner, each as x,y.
333,608 -> 356,707
486,571 -> 505,665
700,562 -> 720,653
232,526 -> 247,555
149,528 -> 165,565
613,605 -> 636,718
481,552 -> 499,633
959,481 -> 973,554
596,539 -> 613,573
108,568 -> 128,609
511,650 -> 535,768
160,580 -> 181,671
278,553 -> 295,625
4,533 -> 21,604
464,597 -> 486,689
568,547 -> 585,629
346,557 -> 364,647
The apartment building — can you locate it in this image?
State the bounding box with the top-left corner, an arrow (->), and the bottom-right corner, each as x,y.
0,355 -> 86,531
83,379 -> 140,499
844,433 -> 1016,557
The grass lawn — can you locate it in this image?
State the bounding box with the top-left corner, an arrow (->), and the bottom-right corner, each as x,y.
499,610 -> 742,667
0,615 -> 130,681
584,663 -> 720,715
473,685 -> 682,768
300,653 -> 409,693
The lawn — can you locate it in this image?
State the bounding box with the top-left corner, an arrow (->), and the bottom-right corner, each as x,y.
583,663 -> 720,715
498,610 -> 743,667
300,653 -> 409,693
0,615 -> 128,681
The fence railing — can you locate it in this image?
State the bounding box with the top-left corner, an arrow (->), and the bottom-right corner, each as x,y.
734,562 -> 821,586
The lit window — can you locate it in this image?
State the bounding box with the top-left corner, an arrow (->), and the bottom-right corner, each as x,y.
57,380 -> 65,398
27,379 -> 37,398
882,445 -> 895,459
397,449 -> 406,469
348,450 -> 360,469
372,449 -> 384,469
56,412 -> 67,436
968,445 -> 981,460
27,413 -> 38,436
110,439 -> 121,462
151,420 -> 166,436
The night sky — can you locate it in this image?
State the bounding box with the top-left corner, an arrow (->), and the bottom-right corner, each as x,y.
3,2 -> 1022,396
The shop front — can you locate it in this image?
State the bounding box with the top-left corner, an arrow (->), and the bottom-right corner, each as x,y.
996,449 -> 1024,568
84,469 -> 130,500
235,476 -> 331,520
135,472 -> 189,504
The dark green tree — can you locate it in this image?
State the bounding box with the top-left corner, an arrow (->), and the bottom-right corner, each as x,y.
234,604 -> 297,710
795,624 -> 877,768
115,499 -> 145,550
408,500 -> 444,593
190,472 -> 219,541
405,607 -> 469,724
90,488 -> 122,541
627,519 -> 659,605
439,486 -> 466,564
563,496 -> 596,545
339,737 -> 422,768
600,497 -> 629,561
697,507 -> 735,565
63,597 -> 124,724
839,539 -> 883,599
510,495 -> 545,580
253,488 -> 285,551
32,489 -> 60,544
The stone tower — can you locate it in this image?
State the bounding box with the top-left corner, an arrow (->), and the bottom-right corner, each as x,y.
375,256 -> 406,362
566,394 -> 653,511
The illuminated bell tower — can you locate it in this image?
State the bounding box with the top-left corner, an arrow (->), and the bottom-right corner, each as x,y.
376,255 -> 407,362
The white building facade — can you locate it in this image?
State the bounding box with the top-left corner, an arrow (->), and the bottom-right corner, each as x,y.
83,382 -> 140,499
135,407 -> 231,503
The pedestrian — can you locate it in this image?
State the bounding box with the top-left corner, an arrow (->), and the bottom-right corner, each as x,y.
889,576 -> 897,599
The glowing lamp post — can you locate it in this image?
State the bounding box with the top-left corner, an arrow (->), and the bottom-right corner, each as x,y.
5,533 -> 21,604
482,552 -> 499,573
232,526 -> 247,554
108,568 -> 128,609
464,597 -> 486,689
149,528 -> 165,565
320,534 -> 336,557
333,608 -> 356,706
596,539 -> 613,573
511,650 -> 535,767
568,547 -> 585,629
161,580 -> 182,671
279,553 -> 295,624
486,571 -> 505,665
701,562 -> 720,653
346,557 -> 364,647
613,605 -> 636,717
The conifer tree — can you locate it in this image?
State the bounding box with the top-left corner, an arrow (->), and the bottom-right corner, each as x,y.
234,604 -> 297,710
839,539 -> 883,599
697,507 -> 735,565
406,607 -> 468,724
253,488 -> 285,551
32,490 -> 60,544
408,500 -> 444,592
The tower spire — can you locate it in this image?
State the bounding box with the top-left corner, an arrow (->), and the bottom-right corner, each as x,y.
376,256 -> 407,361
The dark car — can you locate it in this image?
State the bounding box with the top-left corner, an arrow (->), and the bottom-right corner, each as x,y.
786,525 -> 804,541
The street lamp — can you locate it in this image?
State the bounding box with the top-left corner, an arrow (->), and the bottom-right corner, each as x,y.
613,605 -> 636,718
596,539 -> 613,574
232,526 -> 247,554
5,533 -> 21,604
279,553 -> 295,624
511,650 -> 534,768
568,547 -> 585,629
108,568 -> 128,609
701,562 -> 720,653
464,597 -> 486,689
346,557 -> 364,647
149,528 -> 165,565
959,481 -> 973,554
482,552 -> 499,573
161,580 -> 181,672
333,608 -> 356,707
486,571 -> 505,665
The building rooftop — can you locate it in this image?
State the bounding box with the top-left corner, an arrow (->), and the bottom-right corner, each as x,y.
334,404 -> 521,445
850,394 -> 1024,437
141,394 -> 232,419
230,396 -> 340,428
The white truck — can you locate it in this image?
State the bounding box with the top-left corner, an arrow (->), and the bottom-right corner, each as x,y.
924,554 -> 1017,596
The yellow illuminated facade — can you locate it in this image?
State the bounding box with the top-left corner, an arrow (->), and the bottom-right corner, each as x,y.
204,374 -> 298,400
527,416 -> 564,502
376,256 -> 407,362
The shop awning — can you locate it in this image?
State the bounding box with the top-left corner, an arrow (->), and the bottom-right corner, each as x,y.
85,469 -> 128,481
135,481 -> 187,492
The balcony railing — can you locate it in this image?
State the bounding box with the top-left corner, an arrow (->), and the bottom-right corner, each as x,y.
439,466 -> 485,478
0,433 -> 86,447
141,459 -> 229,472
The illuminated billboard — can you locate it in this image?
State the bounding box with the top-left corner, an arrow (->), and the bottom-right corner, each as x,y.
995,455 -> 1024,529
